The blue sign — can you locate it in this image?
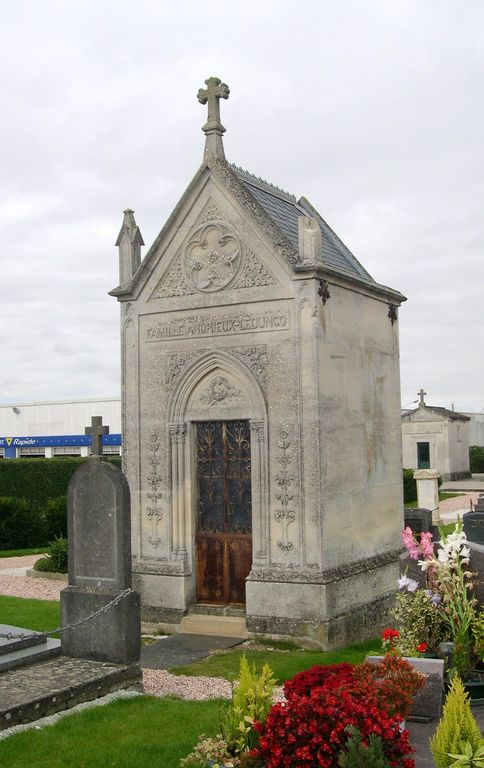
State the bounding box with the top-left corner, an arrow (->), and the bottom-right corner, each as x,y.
0,434 -> 122,449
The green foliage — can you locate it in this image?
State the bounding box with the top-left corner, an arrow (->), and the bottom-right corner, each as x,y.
403,469 -> 417,504
43,496 -> 67,540
471,612 -> 484,663
393,589 -> 448,655
470,447 -> 484,473
33,536 -> 68,573
48,535 -> 68,572
0,497 -> 47,549
220,654 -> 275,755
430,676 -> 483,768
338,727 -> 391,767
0,494 -> 67,549
179,734 -> 234,767
0,457 -> 121,509
448,741 -> 484,767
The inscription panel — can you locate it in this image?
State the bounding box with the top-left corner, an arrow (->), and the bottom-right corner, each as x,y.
145,308 -> 289,343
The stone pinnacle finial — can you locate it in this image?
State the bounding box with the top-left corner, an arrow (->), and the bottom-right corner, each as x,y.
115,209 -> 144,285
197,76 -> 230,159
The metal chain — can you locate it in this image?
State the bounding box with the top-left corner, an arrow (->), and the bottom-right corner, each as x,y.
0,587 -> 135,641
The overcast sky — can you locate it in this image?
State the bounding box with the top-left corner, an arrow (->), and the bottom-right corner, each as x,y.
1,1 -> 483,413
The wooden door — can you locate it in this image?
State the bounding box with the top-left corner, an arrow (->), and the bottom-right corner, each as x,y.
196,420 -> 252,604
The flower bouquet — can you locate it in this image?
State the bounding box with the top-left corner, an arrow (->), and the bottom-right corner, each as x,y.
397,521 -> 484,682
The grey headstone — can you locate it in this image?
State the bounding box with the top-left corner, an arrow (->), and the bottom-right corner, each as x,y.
67,459 -> 131,589
404,508 -> 433,534
463,510 -> 484,545
60,458 -> 140,665
366,655 -> 444,722
469,541 -> 484,606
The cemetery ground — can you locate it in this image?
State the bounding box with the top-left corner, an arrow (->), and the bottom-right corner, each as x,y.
1,492 -> 482,768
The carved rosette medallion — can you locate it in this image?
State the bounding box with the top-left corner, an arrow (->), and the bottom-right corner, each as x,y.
198,375 -> 242,407
183,221 -> 241,292
274,425 -> 296,553
146,428 -> 163,548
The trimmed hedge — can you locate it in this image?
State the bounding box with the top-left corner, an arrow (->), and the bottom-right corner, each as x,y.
0,495 -> 67,549
0,456 -> 121,549
403,468 -> 417,504
470,446 -> 484,473
0,457 -> 121,509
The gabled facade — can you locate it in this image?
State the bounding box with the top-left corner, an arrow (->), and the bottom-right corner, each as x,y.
402,393 -> 471,481
110,77 -> 406,648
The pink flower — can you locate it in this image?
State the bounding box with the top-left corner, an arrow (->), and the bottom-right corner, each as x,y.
420,531 -> 434,559
402,528 -> 420,560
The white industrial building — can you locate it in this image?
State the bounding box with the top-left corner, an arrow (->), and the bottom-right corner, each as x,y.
0,398 -> 121,459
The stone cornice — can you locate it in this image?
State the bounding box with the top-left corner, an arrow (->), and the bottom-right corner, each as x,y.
248,548 -> 402,585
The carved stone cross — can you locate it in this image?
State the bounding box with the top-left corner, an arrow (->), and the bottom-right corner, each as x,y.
198,76 -> 230,135
418,388 -> 427,406
85,416 -> 109,456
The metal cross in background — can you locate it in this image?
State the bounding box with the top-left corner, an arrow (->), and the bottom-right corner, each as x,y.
85,416 -> 109,456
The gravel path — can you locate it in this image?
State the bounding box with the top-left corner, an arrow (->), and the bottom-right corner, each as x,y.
142,669 -> 233,700
439,491 -> 479,515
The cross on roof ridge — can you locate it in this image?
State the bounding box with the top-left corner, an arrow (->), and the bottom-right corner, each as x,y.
197,76 -> 230,160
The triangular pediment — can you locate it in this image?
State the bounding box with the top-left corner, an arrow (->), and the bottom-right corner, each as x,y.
148,196 -> 277,301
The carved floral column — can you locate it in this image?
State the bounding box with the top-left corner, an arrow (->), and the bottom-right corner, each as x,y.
169,423 -> 187,558
250,419 -> 267,564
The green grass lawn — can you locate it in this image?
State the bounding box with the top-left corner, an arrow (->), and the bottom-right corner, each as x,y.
0,595 -> 383,765
0,595 -> 60,634
0,696 -> 221,768
404,491 -> 465,508
0,547 -> 48,558
172,637 -> 381,682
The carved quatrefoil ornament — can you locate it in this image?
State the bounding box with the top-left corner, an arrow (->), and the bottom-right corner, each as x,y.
183,221 -> 241,292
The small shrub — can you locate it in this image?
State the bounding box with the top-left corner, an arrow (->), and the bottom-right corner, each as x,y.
220,654 -> 275,755
33,556 -> 55,572
470,447 -> 484,474
393,589 -> 448,655
430,676 -> 483,768
254,685 -> 414,768
179,734 -> 234,767
338,726 -> 392,767
283,662 -> 355,700
48,535 -> 68,572
32,536 -> 68,573
352,655 -> 427,719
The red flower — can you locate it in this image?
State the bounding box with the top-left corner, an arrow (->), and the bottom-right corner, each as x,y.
417,642 -> 428,653
382,628 -> 400,641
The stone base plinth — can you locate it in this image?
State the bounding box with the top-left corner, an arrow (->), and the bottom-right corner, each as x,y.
60,586 -> 140,665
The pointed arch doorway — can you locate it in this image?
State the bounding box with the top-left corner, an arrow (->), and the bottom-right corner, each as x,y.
195,419 -> 252,604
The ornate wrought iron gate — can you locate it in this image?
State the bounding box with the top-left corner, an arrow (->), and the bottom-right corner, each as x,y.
195,420 -> 252,604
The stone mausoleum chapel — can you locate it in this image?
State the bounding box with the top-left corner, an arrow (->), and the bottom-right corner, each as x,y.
110,77 -> 406,648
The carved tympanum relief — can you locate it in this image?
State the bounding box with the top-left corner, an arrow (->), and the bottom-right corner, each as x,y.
183,221 -> 241,292
198,375 -> 242,407
165,345 -> 268,393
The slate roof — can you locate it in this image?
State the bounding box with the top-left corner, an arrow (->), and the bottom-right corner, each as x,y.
232,165 -> 374,283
